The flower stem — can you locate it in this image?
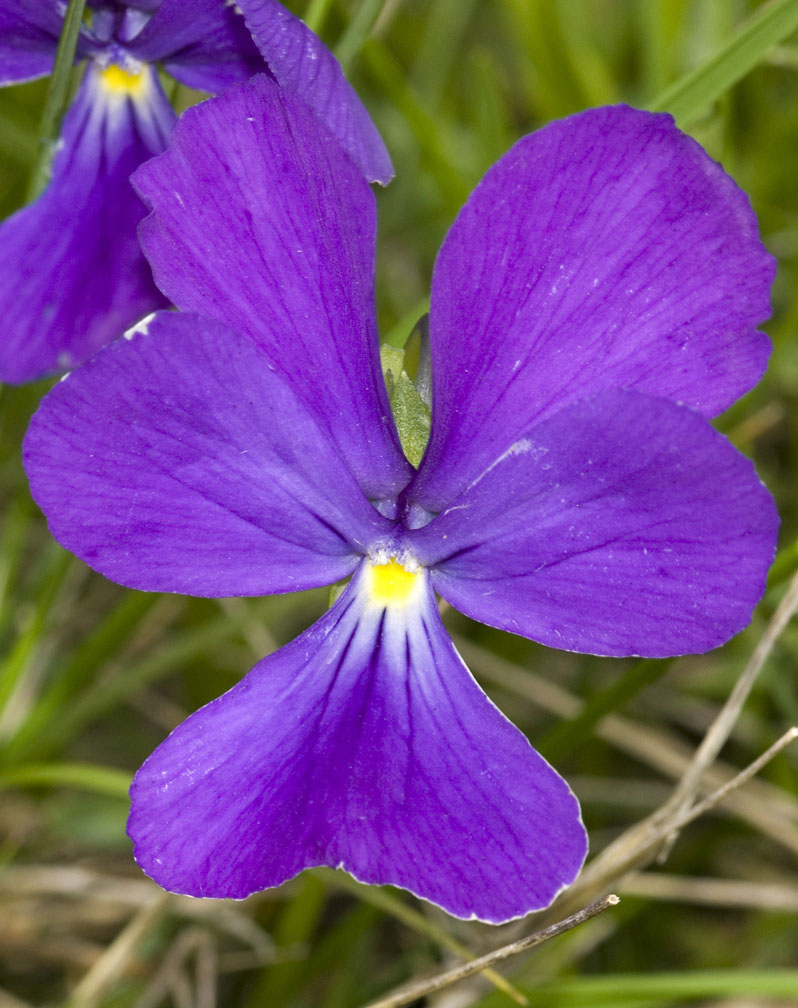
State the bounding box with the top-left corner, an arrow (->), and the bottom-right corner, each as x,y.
26,0 -> 87,202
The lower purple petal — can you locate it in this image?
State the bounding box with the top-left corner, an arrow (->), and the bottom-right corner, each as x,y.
409,390 -> 778,658
129,563 -> 586,922
0,61 -> 173,384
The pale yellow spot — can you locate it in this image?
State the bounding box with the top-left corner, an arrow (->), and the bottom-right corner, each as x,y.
368,558 -> 418,606
100,63 -> 146,96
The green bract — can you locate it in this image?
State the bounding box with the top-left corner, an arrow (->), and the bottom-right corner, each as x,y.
380,343 -> 431,469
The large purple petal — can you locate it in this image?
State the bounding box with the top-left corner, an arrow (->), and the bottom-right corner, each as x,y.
408,390 -> 778,658
127,0 -> 266,93
235,0 -> 392,184
24,311 -> 392,596
411,105 -> 775,513
128,562 -> 586,922
134,74 -> 410,502
0,61 -> 173,383
0,0 -> 61,84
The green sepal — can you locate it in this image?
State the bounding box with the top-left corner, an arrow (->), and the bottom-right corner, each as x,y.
380,342 -> 431,469
327,579 -> 348,609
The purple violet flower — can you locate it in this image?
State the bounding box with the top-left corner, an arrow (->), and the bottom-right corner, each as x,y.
0,0 -> 392,384
23,76 -> 778,923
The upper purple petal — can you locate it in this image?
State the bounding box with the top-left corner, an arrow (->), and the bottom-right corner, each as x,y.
23,311 -> 392,596
408,390 -> 778,658
126,0 -> 267,93
0,0 -> 61,84
235,0 -> 393,184
0,61 -> 173,383
410,105 -> 775,513
128,561 -> 586,922
134,74 -> 411,502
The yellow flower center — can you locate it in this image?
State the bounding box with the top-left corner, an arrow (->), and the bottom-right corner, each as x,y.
99,63 -> 146,96
368,558 -> 419,606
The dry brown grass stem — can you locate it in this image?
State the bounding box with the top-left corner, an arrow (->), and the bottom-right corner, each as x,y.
664,570 -> 798,820
0,987 -> 34,1008
0,867 -> 277,960
624,873 -> 798,912
67,893 -> 170,1008
453,567 -> 798,933
131,927 -> 217,1008
458,636 -> 798,855
550,726 -> 797,920
363,895 -> 620,1008
549,568 -> 798,917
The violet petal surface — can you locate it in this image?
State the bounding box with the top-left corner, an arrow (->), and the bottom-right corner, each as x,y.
235,0 -> 393,184
23,312 -> 392,596
0,62 -> 172,383
0,0 -> 60,84
127,0 -> 266,93
409,390 -> 778,658
129,563 -> 586,922
411,104 -> 775,512
134,74 -> 411,501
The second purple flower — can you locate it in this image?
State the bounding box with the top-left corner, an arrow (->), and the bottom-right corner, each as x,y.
0,0 -> 392,383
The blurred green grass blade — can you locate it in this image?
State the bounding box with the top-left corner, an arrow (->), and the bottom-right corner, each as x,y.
0,761 -> 131,798
316,910 -> 381,1008
361,38 -> 471,204
411,0 -> 480,108
538,659 -> 671,764
0,495 -> 31,636
383,297 -> 431,349
336,0 -> 387,73
4,592 -> 159,764
649,0 -> 798,125
299,902 -> 382,1005
637,0 -> 692,98
546,969 -> 798,1004
498,0 -> 591,118
0,546 -> 72,717
468,47 -> 515,172
769,42 -> 798,64
0,108 -> 37,167
304,0 -> 334,35
476,970 -> 798,1007
27,0 -> 87,200
245,872 -> 327,1007
11,614 -> 235,762
554,1 -> 618,106
767,535 -> 798,586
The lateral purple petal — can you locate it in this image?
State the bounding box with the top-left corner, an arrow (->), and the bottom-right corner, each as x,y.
134,74 -> 410,501
409,390 -> 778,658
24,312 -> 391,596
234,0 -> 393,184
0,63 -> 173,383
411,105 -> 775,512
127,0 -> 266,93
0,0 -> 61,83
128,565 -> 586,922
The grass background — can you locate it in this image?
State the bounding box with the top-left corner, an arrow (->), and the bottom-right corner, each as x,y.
1,1 -> 797,1005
